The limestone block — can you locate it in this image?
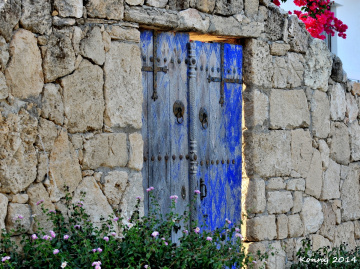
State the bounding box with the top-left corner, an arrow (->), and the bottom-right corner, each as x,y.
288,15 -> 309,53
0,0 -> 21,42
334,222 -> 356,249
311,234 -> 331,251
355,221 -> 360,239
301,197 -> 323,234
208,16 -> 264,38
243,39 -> 272,87
102,31 -> 111,53
310,90 -> 330,138
265,5 -> 287,41
243,242 -> 267,268
243,89 -> 269,128
6,203 -> 31,235
266,240 -> 286,269
319,201 -> 336,242
267,191 -> 293,214
5,29 -> 44,99
349,122 -> 360,161
292,191 -> 302,213
20,0 -> 52,35
321,159 -> 341,200
215,0 -> 243,15
277,214 -> 288,239
0,194 -> 8,231
243,215 -> 277,241
146,0 -> 167,7
37,152 -> 49,182
270,42 -> 290,56
351,82 -> 360,96
346,93 -> 358,123
318,140 -> 330,170
124,6 -> 178,28
0,110 -> 38,194
120,172 -> 144,220
244,0 -> 258,18
52,16 -> 76,27
27,183 -> 55,231
43,29 -> 76,83
329,83 -> 346,121
282,239 -> 295,261
242,179 -> 266,214
244,130 -> 291,177
0,36 -> 9,72
286,178 -> 305,191
83,133 -> 128,169
49,130 -> 82,202
41,83 -> 65,125
266,177 -> 285,190
86,0 -> 124,20
128,133 -> 144,171
126,0 -> 144,5
269,89 -> 310,129
331,55 -> 344,83
288,214 -> 304,237
329,122 -> 350,165
80,27 -> 105,66
178,9 -> 210,33
36,118 -> 58,152
291,129 -> 312,178
192,0 -> 215,13
272,56 -> 288,88
72,26 -> 83,54
287,52 -> 305,88
341,163 -> 360,222
104,42 -> 142,129
61,60 -> 104,133
12,194 -> 28,204
0,72 -> 8,99
304,39 -> 332,92
106,26 -> 140,43
54,0 -> 83,18
103,171 -> 128,205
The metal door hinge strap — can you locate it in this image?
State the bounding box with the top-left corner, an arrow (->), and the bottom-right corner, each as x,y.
141,66 -> 169,73
208,77 -> 241,84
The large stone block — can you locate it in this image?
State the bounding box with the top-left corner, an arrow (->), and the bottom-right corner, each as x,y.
301,197 -> 323,234
329,122 -> 350,165
104,42 -> 142,129
331,55 -> 344,83
266,177 -> 285,190
0,194 -> 8,231
269,89 -> 310,129
36,118 -> 58,152
0,36 -> 9,72
319,201 -> 336,242
286,178 -> 305,191
341,163 -> 360,222
334,222 -> 356,249
146,0 -> 167,8
128,133 -> 144,171
215,0 -> 243,15
120,172 -> 144,220
346,92 -> 358,123
311,234 -> 331,251
20,0 -> 52,35
265,5 -> 287,41
243,215 -> 277,241
0,0 -> 21,42
6,203 -> 31,235
61,60 -> 104,133
105,25 -> 140,42
124,6 -> 178,28
265,240 -> 286,269
349,122 -> 360,161
288,15 -> 309,53
83,133 -> 128,169
178,9 -> 210,33
305,149 -> 322,199
41,83 -> 65,126
321,159 -> 341,200
49,130 -> 82,202
126,0 -> 144,5
5,29 -> 44,99
86,0 -> 124,20
103,171 -> 128,205
272,56 -> 288,88
288,214 -> 304,237
310,90 -> 330,138
43,29 -> 76,83
277,214 -> 288,239
242,178 -> 266,214
304,39 -> 332,92
287,52 -> 305,88
54,0 -> 83,18
291,129 -> 312,178
243,89 -> 269,128
318,139 -> 330,170
244,130 -> 291,177
270,42 -> 290,56
267,191 -> 293,214
0,72 -> 8,99
292,191 -> 302,213
80,27 -> 105,66
329,83 -> 346,121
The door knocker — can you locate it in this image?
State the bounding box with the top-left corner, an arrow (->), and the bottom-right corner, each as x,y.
200,178 -> 207,200
199,107 -> 208,129
173,100 -> 185,124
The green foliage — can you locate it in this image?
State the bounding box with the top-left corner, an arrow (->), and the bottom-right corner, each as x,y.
291,238 -> 359,268
0,191 -> 267,269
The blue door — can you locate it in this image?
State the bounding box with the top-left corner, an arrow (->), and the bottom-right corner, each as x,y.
141,30 -> 243,231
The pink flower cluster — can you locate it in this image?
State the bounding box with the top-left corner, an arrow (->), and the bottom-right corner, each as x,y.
272,0 -> 347,39
92,261 -> 102,269
146,186 -> 154,192
92,248 -> 102,253
1,256 -> 10,262
170,195 -> 178,202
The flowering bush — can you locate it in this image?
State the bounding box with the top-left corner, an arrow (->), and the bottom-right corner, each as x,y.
0,189 -> 268,268
272,0 -> 347,40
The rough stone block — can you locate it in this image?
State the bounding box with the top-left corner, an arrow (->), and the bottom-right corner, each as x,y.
329,122 -> 350,165
351,82 -> 360,96
319,201 -> 336,241
215,0 -> 243,15
11,194 -> 28,204
0,72 -> 8,99
288,15 -> 309,53
6,203 -> 31,235
288,214 -> 304,237
282,239 -> 295,261
104,42 -> 142,129
103,171 -> 128,205
304,39 -> 332,92
269,89 -> 310,129
266,240 -> 286,269
128,133 -> 144,171
354,221 -> 360,239
301,197 -> 323,234
106,26 -> 140,42
41,83 -> 65,126
331,55 -> 344,83
61,60 -> 104,133
20,0 -> 52,35
244,0 -> 258,18
83,133 -> 128,169
124,6 -> 178,28
277,214 -> 288,239
291,129 -> 312,178
267,191 -> 293,214
243,215 -> 277,241
0,194 -> 8,231
321,159 -> 341,200
0,36 -> 9,72
349,122 -> 360,161
126,0 -> 144,5
341,163 -> 360,222
86,0 -> 124,20
318,139 -> 330,170
310,90 -> 330,138
54,0 -> 83,18
80,27 -> 105,66
270,42 -> 290,56
272,56 -> 288,88
292,191 -> 302,213
178,9 -> 210,33
266,177 -> 285,190
5,29 -> 44,99
243,242 -> 267,268
334,222 -> 356,250
0,0 -> 21,42
36,118 -> 58,153
330,83 -> 346,121
311,234 -> 331,251
242,179 -> 266,214
265,5 -> 287,41
346,92 -> 358,123
120,172 -> 144,220
286,178 -> 305,191
287,52 -> 305,88
146,0 -> 167,8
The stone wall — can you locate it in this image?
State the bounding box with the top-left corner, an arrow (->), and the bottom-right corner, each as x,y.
0,0 -> 359,268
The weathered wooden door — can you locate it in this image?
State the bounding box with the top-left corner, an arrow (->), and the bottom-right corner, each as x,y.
141,30 -> 243,231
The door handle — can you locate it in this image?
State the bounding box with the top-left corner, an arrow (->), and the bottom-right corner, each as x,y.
173,100 -> 185,124
200,178 -> 207,200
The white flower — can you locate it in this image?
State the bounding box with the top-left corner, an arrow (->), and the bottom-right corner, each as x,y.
61,261 -> 68,268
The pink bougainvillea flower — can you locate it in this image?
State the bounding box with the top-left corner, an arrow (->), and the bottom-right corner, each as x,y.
206,237 -> 212,241
194,190 -> 201,194
151,231 -> 159,237
194,227 -> 200,234
273,0 -> 280,6
53,249 -> 59,255
31,234 -> 38,240
63,235 -> 69,240
36,200 -> 44,206
103,236 -> 109,242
